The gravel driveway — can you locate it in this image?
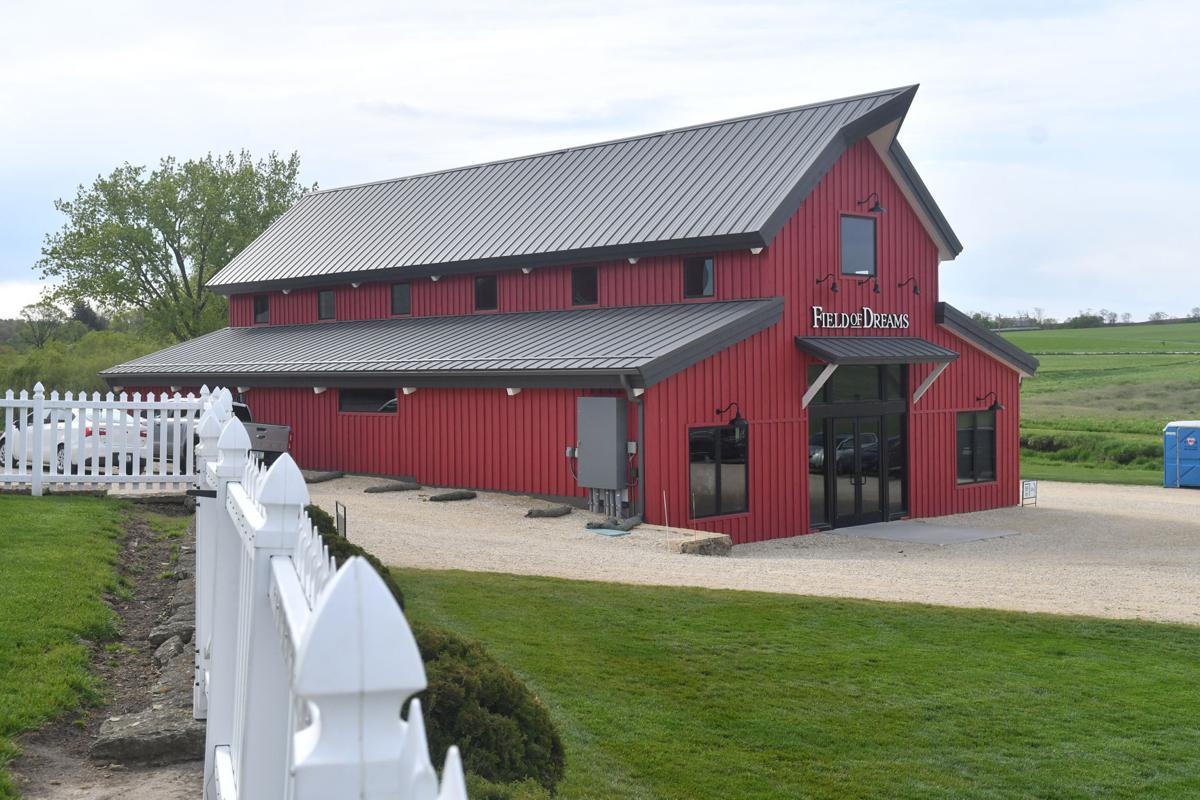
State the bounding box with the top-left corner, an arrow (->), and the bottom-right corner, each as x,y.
308,478 -> 1200,625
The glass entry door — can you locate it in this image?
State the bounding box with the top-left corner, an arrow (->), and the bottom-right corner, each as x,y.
831,416 -> 884,527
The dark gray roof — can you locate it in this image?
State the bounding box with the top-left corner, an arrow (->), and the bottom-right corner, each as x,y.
207,86 -> 959,294
795,335 -> 959,365
102,299 -> 784,389
935,303 -> 1040,376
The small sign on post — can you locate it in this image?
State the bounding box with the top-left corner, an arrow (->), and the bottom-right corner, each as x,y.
335,501 -> 347,538
1021,479 -> 1038,507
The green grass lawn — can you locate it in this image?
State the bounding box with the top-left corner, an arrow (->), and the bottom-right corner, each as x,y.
1001,325 -> 1200,484
0,495 -> 123,799
401,569 -> 1200,800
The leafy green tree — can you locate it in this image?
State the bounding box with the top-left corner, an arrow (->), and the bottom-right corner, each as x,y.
19,301 -> 65,348
39,151 -> 313,342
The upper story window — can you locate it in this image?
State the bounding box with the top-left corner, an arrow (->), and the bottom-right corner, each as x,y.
391,282 -> 411,316
683,256 -> 714,299
253,295 -> 270,324
475,275 -> 498,311
317,289 -> 336,320
840,215 -> 876,276
572,267 -> 598,306
338,388 -> 398,414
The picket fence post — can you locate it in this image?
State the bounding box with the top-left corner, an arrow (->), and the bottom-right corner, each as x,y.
30,383 -> 44,496
193,386 -> 228,720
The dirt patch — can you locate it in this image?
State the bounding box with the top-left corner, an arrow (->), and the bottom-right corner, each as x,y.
8,504 -> 202,799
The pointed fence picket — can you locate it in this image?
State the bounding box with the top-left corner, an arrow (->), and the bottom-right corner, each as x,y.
192,389 -> 467,800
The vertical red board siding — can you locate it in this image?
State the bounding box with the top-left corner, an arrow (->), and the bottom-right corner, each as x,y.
221,140 -> 1022,544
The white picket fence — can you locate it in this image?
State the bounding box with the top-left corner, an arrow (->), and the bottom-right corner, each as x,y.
193,388 -> 467,800
1,382 -> 202,494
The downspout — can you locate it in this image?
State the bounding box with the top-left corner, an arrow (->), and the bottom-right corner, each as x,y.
620,374 -> 646,519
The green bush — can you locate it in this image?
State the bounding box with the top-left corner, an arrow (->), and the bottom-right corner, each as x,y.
305,503 -> 565,793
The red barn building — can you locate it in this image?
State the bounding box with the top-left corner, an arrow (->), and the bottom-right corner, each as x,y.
104,86 -> 1038,544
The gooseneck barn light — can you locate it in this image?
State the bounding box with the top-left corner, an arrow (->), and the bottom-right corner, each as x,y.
976,391 -> 1005,412
815,272 -> 840,293
715,402 -> 749,436
857,191 -> 885,214
897,276 -> 920,295
856,275 -> 882,294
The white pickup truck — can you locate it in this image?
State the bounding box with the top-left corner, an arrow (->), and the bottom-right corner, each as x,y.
0,408 -> 146,471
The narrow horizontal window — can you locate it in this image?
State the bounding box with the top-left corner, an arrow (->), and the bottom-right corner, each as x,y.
475,275 -> 498,311
572,266 -> 599,306
683,257 -> 714,299
391,282 -> 411,315
253,294 -> 270,324
338,388 -> 397,414
317,289 -> 336,320
840,215 -> 876,276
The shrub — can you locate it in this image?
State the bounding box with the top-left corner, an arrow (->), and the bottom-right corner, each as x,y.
304,503 -> 404,609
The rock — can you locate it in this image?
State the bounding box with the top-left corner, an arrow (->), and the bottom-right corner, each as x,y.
152,636 -> 185,669
669,533 -> 733,556
526,504 -> 573,518
92,706 -> 205,765
170,577 -> 196,610
148,609 -> 194,646
301,470 -> 344,484
364,480 -> 421,493
586,515 -> 642,532
428,490 -> 477,502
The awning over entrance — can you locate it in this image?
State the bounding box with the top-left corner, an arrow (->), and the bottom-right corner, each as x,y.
794,335 -> 959,365
795,336 -> 959,409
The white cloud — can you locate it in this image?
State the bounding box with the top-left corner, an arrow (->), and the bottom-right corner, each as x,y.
0,282 -> 51,319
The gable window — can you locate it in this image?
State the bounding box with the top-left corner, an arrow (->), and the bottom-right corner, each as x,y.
317,289 -> 336,320
840,215 -> 876,276
688,424 -> 749,518
956,411 -> 996,484
391,282 -> 411,316
572,266 -> 598,306
253,294 -> 270,324
338,388 -> 398,414
475,275 -> 498,311
683,256 -> 714,299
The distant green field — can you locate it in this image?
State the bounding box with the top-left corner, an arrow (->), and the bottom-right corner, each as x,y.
1001,324 -> 1200,485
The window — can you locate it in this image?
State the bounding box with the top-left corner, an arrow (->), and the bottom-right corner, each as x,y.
338,388 -> 398,414
391,282 -> 411,315
683,256 -> 714,299
840,215 -> 876,276
317,289 -> 336,320
253,295 -> 270,324
956,411 -> 996,484
572,266 -> 598,306
688,424 -> 749,518
475,275 -> 498,311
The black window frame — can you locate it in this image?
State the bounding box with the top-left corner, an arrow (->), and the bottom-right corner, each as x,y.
688,423 -> 749,519
571,266 -> 599,306
337,388 -> 398,414
253,294 -> 270,325
474,274 -> 498,312
317,289 -> 336,321
682,256 -> 715,299
956,410 -> 997,485
390,282 -> 412,316
840,214 -> 877,277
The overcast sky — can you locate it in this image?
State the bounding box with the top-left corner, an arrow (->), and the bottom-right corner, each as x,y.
1,0 -> 1196,321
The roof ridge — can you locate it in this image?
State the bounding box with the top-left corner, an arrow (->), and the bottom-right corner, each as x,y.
306,86 -> 918,198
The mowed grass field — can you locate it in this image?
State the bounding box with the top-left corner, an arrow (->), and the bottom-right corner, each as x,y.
1002,322 -> 1200,484
401,569 -> 1200,800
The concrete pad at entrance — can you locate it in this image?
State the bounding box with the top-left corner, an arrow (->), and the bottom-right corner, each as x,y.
831,519 -> 1017,546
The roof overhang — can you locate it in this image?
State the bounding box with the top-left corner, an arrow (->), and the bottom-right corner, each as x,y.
935,302 -> 1039,377
794,335 -> 959,365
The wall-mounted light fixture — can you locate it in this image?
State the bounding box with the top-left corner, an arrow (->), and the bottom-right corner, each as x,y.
506,387 -> 522,397
975,391 -> 1005,412
351,282 -> 361,289
281,289 -> 291,295
402,387 -> 418,395
312,386 -> 327,395
628,257 -> 639,264
430,275 -> 441,282
749,247 -> 764,255
857,275 -> 881,294
857,191 -> 885,214
897,276 -> 920,295
815,273 -> 839,293
715,401 -> 749,436
521,267 -> 533,275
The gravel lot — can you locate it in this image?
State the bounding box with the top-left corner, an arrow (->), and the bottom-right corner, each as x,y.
309,478 -> 1200,625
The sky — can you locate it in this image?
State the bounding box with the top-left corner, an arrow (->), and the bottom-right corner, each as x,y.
1,0 -> 1197,322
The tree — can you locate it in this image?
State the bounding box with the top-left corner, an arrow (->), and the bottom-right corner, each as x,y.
1190,307 -> 1200,319
19,301 -> 65,348
39,151 -> 313,342
1148,312 -> 1169,322
1121,312 -> 1132,324
1032,307 -> 1046,326
70,299 -> 107,331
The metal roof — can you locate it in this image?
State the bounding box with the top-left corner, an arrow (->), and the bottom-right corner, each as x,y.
207,86 -> 955,294
795,335 -> 959,365
935,302 -> 1040,376
102,298 -> 783,389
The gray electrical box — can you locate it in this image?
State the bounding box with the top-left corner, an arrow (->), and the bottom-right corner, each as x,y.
576,397 -> 627,490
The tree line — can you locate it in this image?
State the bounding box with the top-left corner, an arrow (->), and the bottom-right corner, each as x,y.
969,307 -> 1200,331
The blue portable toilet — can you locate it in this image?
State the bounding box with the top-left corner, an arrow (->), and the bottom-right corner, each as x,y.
1163,421 -> 1200,488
